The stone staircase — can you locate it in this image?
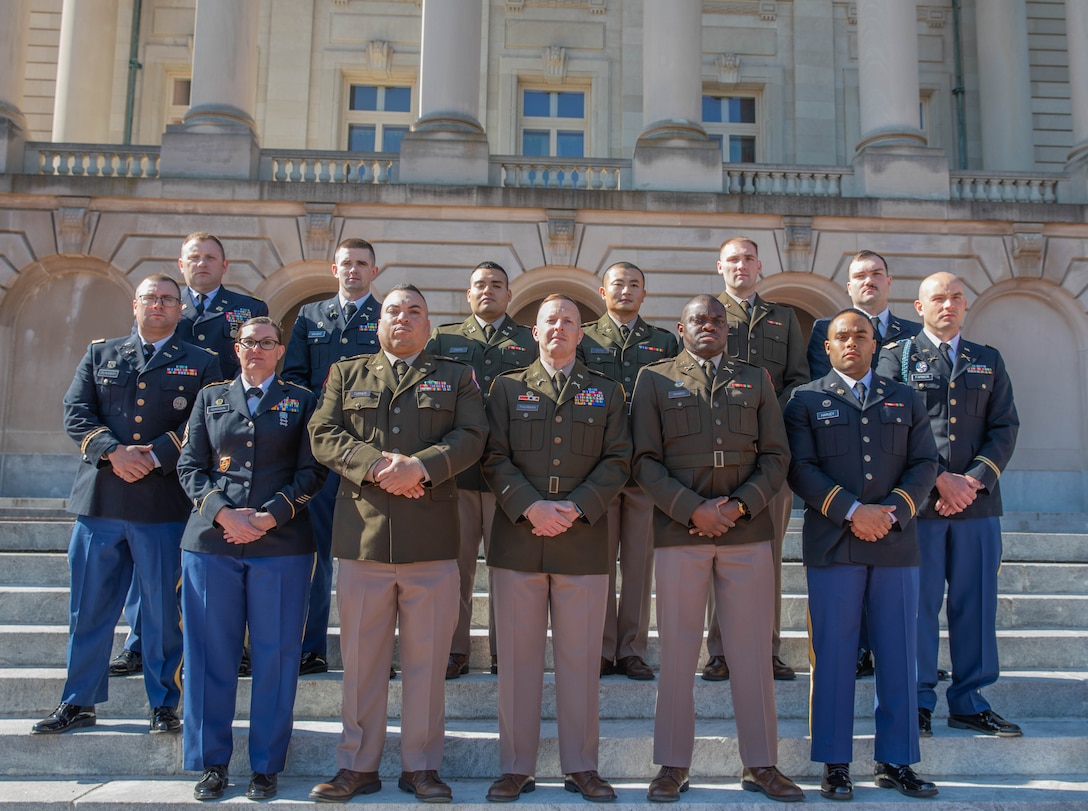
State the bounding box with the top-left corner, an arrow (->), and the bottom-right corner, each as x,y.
1,499 -> 1086,808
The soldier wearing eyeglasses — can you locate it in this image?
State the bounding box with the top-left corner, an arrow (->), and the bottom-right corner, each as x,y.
177,317 -> 325,801
33,274 -> 221,737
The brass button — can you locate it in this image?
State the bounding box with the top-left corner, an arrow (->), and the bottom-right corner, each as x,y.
949,381 -> 956,389
246,441 -> 253,448
862,436 -> 870,443
132,433 -> 141,440
553,437 -> 562,444
197,334 -> 205,341
552,459 -> 561,467
554,416 -> 563,423
587,417 -> 594,424
715,419 -> 722,426
861,417 -> 869,425
138,382 -> 147,389
243,481 -> 250,488
949,434 -> 956,442
865,473 -> 873,480
342,338 -> 349,344
950,417 -> 957,424
715,437 -> 723,445
950,399 -> 957,406
244,461 -> 252,468
864,455 -> 872,462
134,416 -> 143,423
136,399 -> 145,406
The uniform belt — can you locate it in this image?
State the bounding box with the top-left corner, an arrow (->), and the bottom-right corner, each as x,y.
526,475 -> 583,495
663,450 -> 757,469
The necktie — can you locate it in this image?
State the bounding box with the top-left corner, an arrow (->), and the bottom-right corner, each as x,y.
344,302 -> 358,320
483,323 -> 496,342
394,360 -> 409,382
553,371 -> 566,397
939,342 -> 954,371
194,293 -> 207,316
619,323 -> 631,343
870,316 -> 883,344
740,299 -> 752,321
142,343 -> 155,364
702,360 -> 716,386
853,380 -> 867,404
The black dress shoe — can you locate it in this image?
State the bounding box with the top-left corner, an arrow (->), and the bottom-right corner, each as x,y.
820,763 -> 852,800
151,706 -> 181,733
446,653 -> 469,679
948,709 -> 1022,737
874,763 -> 938,797
108,649 -> 142,677
490,655 -> 498,675
919,707 -> 932,738
247,772 -> 278,800
390,666 -> 397,679
701,656 -> 729,681
772,656 -> 796,681
300,651 -> 329,675
937,668 -> 950,681
238,649 -> 252,677
31,703 -> 96,734
615,655 -> 655,681
854,648 -> 874,679
194,765 -> 228,800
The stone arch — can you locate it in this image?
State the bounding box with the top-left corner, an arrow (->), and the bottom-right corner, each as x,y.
508,266 -> 605,325
756,271 -> 841,341
968,279 -> 1088,512
253,259 -> 338,332
0,256 -> 134,496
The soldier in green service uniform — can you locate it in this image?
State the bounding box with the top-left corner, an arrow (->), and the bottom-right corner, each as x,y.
578,262 -> 678,680
426,261 -> 537,678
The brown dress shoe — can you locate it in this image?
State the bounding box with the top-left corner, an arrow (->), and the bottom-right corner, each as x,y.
486,773 -> 536,802
398,770 -> 453,803
615,655 -> 655,681
564,770 -> 617,802
600,657 -> 617,676
647,766 -> 689,802
309,769 -> 381,802
446,653 -> 469,680
741,766 -> 805,802
490,655 -> 498,675
701,656 -> 729,681
772,656 -> 796,681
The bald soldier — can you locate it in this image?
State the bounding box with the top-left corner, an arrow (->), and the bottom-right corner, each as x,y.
877,273 -> 1021,740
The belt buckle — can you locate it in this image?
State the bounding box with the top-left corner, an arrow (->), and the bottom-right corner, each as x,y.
713,450 -> 725,468
548,476 -> 560,494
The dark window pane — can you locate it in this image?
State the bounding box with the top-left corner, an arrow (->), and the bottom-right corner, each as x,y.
348,124 -> 376,152
556,92 -> 584,118
385,86 -> 411,112
522,129 -> 550,156
556,131 -> 584,158
523,90 -> 550,117
350,85 -> 378,111
729,135 -> 756,163
727,96 -> 756,123
702,95 -> 722,123
383,126 -> 408,153
173,79 -> 191,106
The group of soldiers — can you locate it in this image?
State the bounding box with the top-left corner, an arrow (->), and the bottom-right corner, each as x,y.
31,232 -> 1020,804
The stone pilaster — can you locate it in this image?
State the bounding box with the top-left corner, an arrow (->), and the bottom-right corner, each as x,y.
976,0 -> 1034,171
0,0 -> 30,172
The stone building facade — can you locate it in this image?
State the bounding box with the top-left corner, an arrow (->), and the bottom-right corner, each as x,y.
0,0 -> 1085,511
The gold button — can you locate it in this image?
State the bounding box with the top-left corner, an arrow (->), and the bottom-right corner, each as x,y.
244,461 -> 252,468
553,437 -> 562,444
949,434 -> 956,441
950,417 -> 957,424
342,338 -> 349,344
138,382 -> 147,389
897,418 -> 902,423
246,441 -> 253,448
981,384 -> 987,390
197,334 -> 205,341
552,459 -> 561,467
136,399 -> 144,406
177,386 -> 184,391
715,419 -> 722,426
949,382 -> 956,389
132,433 -> 141,440
715,437 -> 723,445
865,473 -> 873,480
950,399 -> 957,406
243,481 -> 250,488
587,417 -> 594,424
861,417 -> 869,425
864,455 -> 871,462
134,416 -> 143,423
862,436 -> 870,443
555,416 -> 563,423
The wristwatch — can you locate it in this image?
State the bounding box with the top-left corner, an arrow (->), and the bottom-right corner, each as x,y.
733,498 -> 750,517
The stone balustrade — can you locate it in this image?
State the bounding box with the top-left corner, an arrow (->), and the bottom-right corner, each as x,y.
950,172 -> 1062,203
26,143 -> 161,178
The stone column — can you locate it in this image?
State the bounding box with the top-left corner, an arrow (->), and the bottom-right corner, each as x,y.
851,0 -> 948,199
632,0 -> 720,192
976,0 -> 1034,171
1065,0 -> 1088,201
0,0 -> 30,171
398,0 -> 489,184
159,0 -> 261,179
52,0 -> 119,143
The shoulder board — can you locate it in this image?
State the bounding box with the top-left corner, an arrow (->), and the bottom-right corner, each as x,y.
433,355 -> 472,367
495,367 -> 528,380
92,338 -> 106,344
435,322 -> 464,330
203,346 -> 218,355
337,352 -> 373,365
882,340 -> 900,350
282,380 -> 313,393
646,324 -> 675,336
201,379 -> 232,390
583,367 -> 619,383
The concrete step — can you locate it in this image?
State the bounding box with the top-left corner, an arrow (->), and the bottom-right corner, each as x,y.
5,624 -> 1087,672
8,584 -> 1087,632
5,668 -> 1085,723
3,717 -> 1087,779
2,775 -> 1086,810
